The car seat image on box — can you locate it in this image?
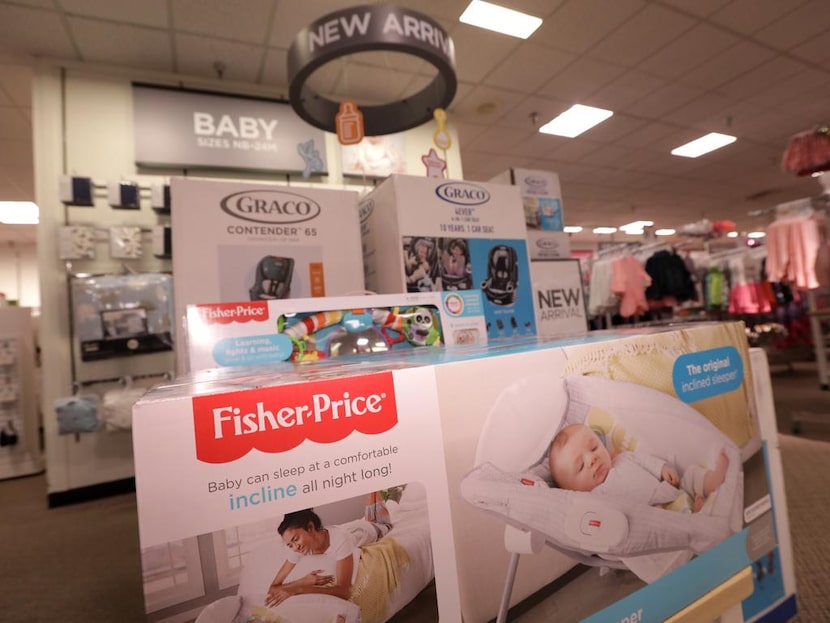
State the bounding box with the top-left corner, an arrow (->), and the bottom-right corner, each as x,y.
460,373 -> 743,623
249,256 -> 294,300
480,244 -> 518,305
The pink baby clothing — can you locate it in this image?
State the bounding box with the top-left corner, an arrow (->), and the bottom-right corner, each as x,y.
611,255 -> 652,318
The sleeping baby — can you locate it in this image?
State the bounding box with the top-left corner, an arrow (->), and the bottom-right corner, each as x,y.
548,422 -> 729,512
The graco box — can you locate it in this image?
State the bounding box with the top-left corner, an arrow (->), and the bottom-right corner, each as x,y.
360,174 -> 536,341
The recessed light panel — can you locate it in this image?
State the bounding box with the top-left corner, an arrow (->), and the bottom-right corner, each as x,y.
539,104 -> 614,138
563,225 -> 583,233
592,226 -> 617,235
0,201 -> 39,224
459,0 -> 542,39
655,229 -> 676,236
671,133 -> 736,158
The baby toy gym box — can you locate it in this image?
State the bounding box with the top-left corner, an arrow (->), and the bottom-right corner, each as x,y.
359,174 -> 536,341
184,291 -> 488,371
171,177 -> 365,368
131,321 -> 793,623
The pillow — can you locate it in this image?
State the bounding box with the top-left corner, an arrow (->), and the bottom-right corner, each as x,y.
475,373 -> 568,471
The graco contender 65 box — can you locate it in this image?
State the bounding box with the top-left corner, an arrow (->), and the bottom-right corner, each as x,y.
172,177 -> 365,370
360,174 -> 536,341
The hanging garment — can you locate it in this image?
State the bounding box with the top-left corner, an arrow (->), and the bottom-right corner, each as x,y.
644,250 -> 696,304
765,215 -> 825,290
55,395 -> 100,434
611,255 -> 651,318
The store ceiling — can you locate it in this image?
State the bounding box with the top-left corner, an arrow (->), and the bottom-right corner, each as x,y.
0,0 -> 829,246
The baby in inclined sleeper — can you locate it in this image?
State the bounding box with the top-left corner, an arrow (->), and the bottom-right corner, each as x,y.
548,420 -> 729,512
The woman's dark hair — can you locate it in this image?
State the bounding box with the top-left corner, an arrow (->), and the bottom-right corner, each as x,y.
278,509 -> 322,535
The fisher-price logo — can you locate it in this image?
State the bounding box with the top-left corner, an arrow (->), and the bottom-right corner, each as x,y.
192,373 -> 398,463
196,302 -> 270,325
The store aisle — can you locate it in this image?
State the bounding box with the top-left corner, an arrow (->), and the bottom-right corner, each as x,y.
1,361 -> 829,623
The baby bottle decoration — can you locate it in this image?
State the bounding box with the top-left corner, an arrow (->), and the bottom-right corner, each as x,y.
432,108 -> 452,150
336,100 -> 364,145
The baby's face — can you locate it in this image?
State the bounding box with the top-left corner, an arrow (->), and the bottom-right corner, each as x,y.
550,425 -> 612,492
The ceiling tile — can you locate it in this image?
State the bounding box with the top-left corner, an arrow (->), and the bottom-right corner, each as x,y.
548,137 -> 602,161
453,120 -> 489,146
630,82 -> 699,120
60,0 -> 168,28
714,56 -> 810,100
0,4 -> 78,60
708,0 -> 809,34
662,92 -> 737,128
657,0 -> 731,18
504,133 -> 568,159
450,85 -> 525,122
173,0 -> 274,44
494,0 -> 566,20
790,29 -> 830,64
261,48 -> 288,90
450,23 -> 522,83
0,63 -> 33,107
70,17 -> 172,72
577,144 -> 634,168
749,67 -> 830,110
537,56 -> 626,102
636,22 -> 739,80
581,113 -> 648,143
327,63 -> 417,105
496,95 -> 570,131
176,33 -> 263,82
533,0 -> 645,55
678,40 -> 774,90
613,122 -> 683,150
588,4 -> 697,67
753,0 -> 830,51
484,43 -> 575,93
465,124 -> 531,154
590,69 -> 667,112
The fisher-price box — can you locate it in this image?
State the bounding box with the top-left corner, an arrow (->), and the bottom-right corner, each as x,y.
172,177 -> 365,370
185,291 -> 488,371
360,174 -> 536,341
131,321 -> 794,623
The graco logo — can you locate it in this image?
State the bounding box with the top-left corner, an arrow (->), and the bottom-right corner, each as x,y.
435,182 -> 490,206
536,238 -> 560,250
221,190 -> 321,224
524,175 -> 549,193
359,198 -> 374,224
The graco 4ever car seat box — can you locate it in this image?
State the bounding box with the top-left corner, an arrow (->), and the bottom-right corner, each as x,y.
359,174 -> 536,341
172,177 -> 365,371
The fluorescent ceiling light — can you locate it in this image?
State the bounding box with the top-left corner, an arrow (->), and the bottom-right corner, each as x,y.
563,225 -> 583,233
727,231 -> 739,238
619,220 -> 654,234
539,104 -> 614,138
671,132 -> 736,158
592,227 -> 617,235
655,229 -> 676,236
747,231 -> 766,239
459,0 -> 542,39
0,201 -> 39,224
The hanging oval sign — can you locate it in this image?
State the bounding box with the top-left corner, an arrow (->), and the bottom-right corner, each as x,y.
287,4 -> 457,136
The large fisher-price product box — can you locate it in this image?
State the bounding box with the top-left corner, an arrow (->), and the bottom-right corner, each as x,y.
172,177 -> 365,369
132,322 -> 794,623
185,291 -> 488,371
360,174 -> 536,341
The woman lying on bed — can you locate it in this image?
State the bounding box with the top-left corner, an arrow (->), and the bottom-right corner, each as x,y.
265,492 -> 392,614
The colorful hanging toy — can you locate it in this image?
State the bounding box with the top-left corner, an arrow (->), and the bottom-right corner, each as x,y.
276,306 -> 442,361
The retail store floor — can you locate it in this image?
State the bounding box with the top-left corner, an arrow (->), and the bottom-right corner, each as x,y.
1,361 -> 829,623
